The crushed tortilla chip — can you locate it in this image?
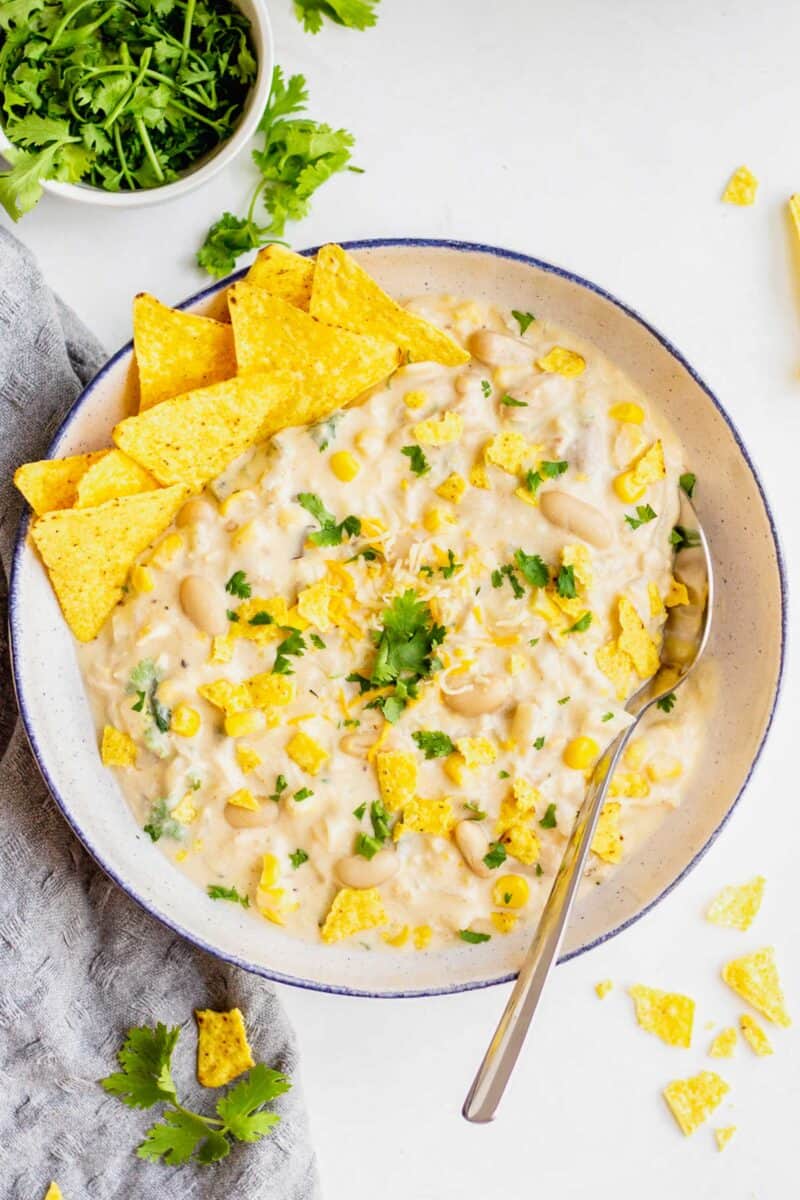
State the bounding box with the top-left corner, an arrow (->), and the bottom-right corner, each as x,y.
74,449 -> 158,509
618,594 -> 660,678
665,578 -> 689,608
454,736 -> 496,769
484,431 -> 533,474
715,1125 -> 736,1151
235,745 -> 261,773
134,292 -> 236,410
394,795 -> 455,839
469,461 -> 491,489
376,750 -> 418,812
595,639 -> 634,699
629,984 -> 695,1048
43,1186 -> 63,1200
30,484 -> 186,641
591,801 -> 624,863
722,947 -> 791,1027
243,672 -> 295,711
296,580 -> 334,631
194,1007 -> 255,1088
707,876 -> 765,932
630,440 -> 666,491
595,980 -> 613,999
413,411 -> 463,446
435,473 -> 467,504
286,730 -> 329,776
535,346 -> 586,377
662,1071 -> 729,1136
309,243 -> 469,367
100,725 -> 137,767
709,1027 -> 737,1058
321,886 -> 387,943
739,1013 -> 773,1056
246,243 -> 314,309
14,450 -> 106,516
198,679 -> 250,715
501,824 -> 540,866
722,166 -> 758,206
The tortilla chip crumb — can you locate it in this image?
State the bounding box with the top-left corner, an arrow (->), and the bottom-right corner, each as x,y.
595,980 -> 613,999
715,1125 -> 736,1152
662,1070 -> 729,1136
100,725 -> 137,768
707,876 -> 765,931
591,801 -> 624,864
709,1027 -> 737,1058
739,1013 -> 773,1056
321,887 -> 387,943
194,1007 -> 254,1088
721,947 -> 791,1027
376,750 -> 417,812
722,166 -> 759,206
630,984 -> 695,1048
43,1185 -> 63,1200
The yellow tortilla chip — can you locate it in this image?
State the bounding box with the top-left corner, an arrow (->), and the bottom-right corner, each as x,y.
722,947 -> 791,1026
715,1126 -> 736,1151
662,1071 -> 729,1136
596,640 -> 633,700
309,243 -> 469,366
229,283 -> 400,411
618,595 -> 660,678
789,195 -> 800,243
535,346 -> 586,377
707,875 -> 765,932
591,801 -> 624,863
100,725 -> 137,767
722,166 -> 758,206
709,1027 -> 737,1058
194,1007 -> 255,1087
246,244 -> 314,309
134,292 -> 236,410
30,485 -> 185,641
14,451 -> 106,515
286,729 -> 329,775
321,886 -> 387,943
376,750 -> 418,812
43,1186 -> 63,1200
629,984 -> 695,1048
394,795 -> 455,839
739,1013 -> 773,1056
113,374 -> 290,492
75,449 -> 158,508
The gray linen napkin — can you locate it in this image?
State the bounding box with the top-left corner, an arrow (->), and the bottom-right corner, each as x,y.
0,228 -> 320,1200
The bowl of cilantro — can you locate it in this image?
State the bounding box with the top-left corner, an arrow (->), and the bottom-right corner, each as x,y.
0,0 -> 273,216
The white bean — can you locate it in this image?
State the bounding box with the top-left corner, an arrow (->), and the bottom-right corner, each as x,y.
539,490 -> 613,549
454,820 -> 492,878
468,329 -> 533,367
334,849 -> 399,889
339,731 -> 376,759
179,575 -> 228,635
443,675 -> 509,717
224,800 -> 278,829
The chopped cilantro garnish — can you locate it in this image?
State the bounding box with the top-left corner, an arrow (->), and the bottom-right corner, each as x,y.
670,525 -> 701,551
248,611 -> 275,626
529,637 -> 540,647
207,884 -> 250,908
353,802 -> 367,820
535,863 -> 544,877
533,736 -> 545,750
498,769 -> 510,779
625,504 -> 657,531
412,730 -> 455,759
289,849 -> 309,869
127,659 -> 171,734
269,775 -> 288,803
226,609 -> 240,623
493,563 -> 525,598
310,633 -> 326,650
540,460 -> 568,478
225,571 -> 251,599
511,310 -> 535,335
558,695 -> 570,705
273,627 -> 306,675
297,492 -> 361,546
465,801 -> 487,820
566,611 -> 592,633
539,803 -> 557,829
348,546 -> 383,563
440,549 -> 463,579
601,711 -> 614,722
481,379 -> 491,397
679,472 -> 697,498
458,929 -> 491,944
131,692 -> 146,713
354,833 -> 382,860
556,564 -> 577,599
401,445 -> 430,477
293,787 -> 313,802
500,394 -> 528,407
514,549 -> 549,588
483,841 -> 507,870
657,692 -> 677,713
309,412 -> 343,452
503,892 -> 512,904
351,590 -> 445,722
369,797 -> 392,843
525,469 -> 543,496
142,799 -> 181,844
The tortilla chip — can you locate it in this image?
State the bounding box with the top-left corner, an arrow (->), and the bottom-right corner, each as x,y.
629,984 -> 695,1048
321,887 -> 387,943
393,795 -> 455,839
709,1027 -> 737,1058
739,1013 -> 773,1056
43,1186 -> 63,1200
662,1071 -> 729,1136
596,640 -> 634,700
722,166 -> 758,206
30,485 -> 185,641
100,725 -> 137,767
14,451 -> 106,516
246,244 -> 314,309
113,374 -> 291,492
134,293 -> 236,410
309,243 -> 469,366
535,346 -> 586,377
75,449 -> 158,508
595,980 -> 613,999
722,947 -> 791,1026
591,801 -> 624,863
194,1007 -> 255,1088
618,595 -> 660,678
376,750 -> 418,812
707,876 -> 765,931
228,283 -> 400,414
715,1126 -> 736,1151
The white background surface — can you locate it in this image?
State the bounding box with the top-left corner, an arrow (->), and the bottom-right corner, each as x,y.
6,2 -> 799,1197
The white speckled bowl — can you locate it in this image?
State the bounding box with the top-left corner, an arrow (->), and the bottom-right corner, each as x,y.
8,240 -> 786,997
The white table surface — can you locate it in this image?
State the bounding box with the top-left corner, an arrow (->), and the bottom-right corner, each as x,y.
7,2 -> 798,1196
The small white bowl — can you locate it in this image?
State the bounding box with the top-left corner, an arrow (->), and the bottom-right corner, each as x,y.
0,0 -> 273,210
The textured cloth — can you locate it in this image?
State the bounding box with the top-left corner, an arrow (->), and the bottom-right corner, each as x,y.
0,229 -> 320,1200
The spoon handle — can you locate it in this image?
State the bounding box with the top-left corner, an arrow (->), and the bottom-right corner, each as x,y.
462,724 -> 633,1123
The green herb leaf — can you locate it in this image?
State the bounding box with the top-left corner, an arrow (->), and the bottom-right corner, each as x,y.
540,460 -> 568,478
293,786 -> 313,802
401,445 -> 430,476
248,611 -> 275,626
355,590 -> 445,721
137,1108 -> 230,1166
481,379 -> 491,397
625,504 -> 657,531
500,393 -> 528,408
226,571 -> 251,599
556,564 -> 577,598
412,730 -> 455,758
514,549 -> 549,588
214,1063 -> 290,1143
269,774 -> 288,803
533,736 -> 545,750
272,627 -> 306,675
142,799 -> 182,844
353,802 -> 366,820
458,929 -> 491,944
539,803 -> 557,829
289,849 -> 309,869
566,611 -> 592,633
601,711 -> 614,722
354,832 -> 382,860
207,884 -> 250,908
656,692 -> 677,713
511,310 -> 535,335
310,633 -> 326,649
679,472 -> 697,498
100,1023 -> 180,1109
670,525 -> 701,550
483,841 -> 507,870
369,796 -> 391,843
297,492 -> 361,546
464,801 -> 487,820
294,0 -> 380,35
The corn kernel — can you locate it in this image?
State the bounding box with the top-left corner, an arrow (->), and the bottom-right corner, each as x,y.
174,849 -> 189,863
563,736 -> 600,771
609,401 -> 644,424
623,738 -> 646,770
403,389 -> 427,410
413,925 -> 432,950
329,450 -> 360,482
172,704 -> 200,738
646,753 -> 683,783
423,506 -> 445,532
224,709 -> 267,738
492,874 -> 530,909
227,787 -> 259,812
443,754 -> 466,786
613,470 -> 646,503
130,564 -> 154,594
490,911 -> 518,934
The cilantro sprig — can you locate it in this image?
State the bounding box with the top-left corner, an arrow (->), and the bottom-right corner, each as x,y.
294,0 -> 380,34
297,492 -> 361,547
127,659 -> 171,735
625,504 -> 657,531
348,590 -> 445,723
207,885 -> 250,908
100,1023 -> 289,1167
401,445 -> 430,477
412,730 -> 455,759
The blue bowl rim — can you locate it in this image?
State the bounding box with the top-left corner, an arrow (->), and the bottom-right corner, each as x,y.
8,236 -> 788,999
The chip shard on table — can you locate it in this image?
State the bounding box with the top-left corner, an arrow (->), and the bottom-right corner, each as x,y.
662,1070 -> 729,1136
715,1125 -> 736,1152
706,875 -> 765,931
629,984 -> 695,1048
722,165 -> 759,206
739,1012 -> 773,1056
195,1007 -> 255,1087
721,946 -> 791,1027
708,1026 -> 737,1058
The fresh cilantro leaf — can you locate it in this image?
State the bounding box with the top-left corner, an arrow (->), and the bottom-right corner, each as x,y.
370,797 -> 392,843
137,1108 -> 230,1166
248,611 -> 275,626
294,0 -> 380,35
657,692 -> 677,713
533,736 -> 545,750
355,591 -> 445,721
458,929 -> 491,944
214,1063 -> 290,1142
440,549 -> 462,579
289,849 -> 309,869
625,504 -> 657,531
132,691 -> 146,713
269,774 -> 288,803
498,769 -> 510,779
297,492 -> 361,546
355,832 -> 382,860
535,863 -> 544,877
494,563 -> 525,598
226,570 -> 251,599
309,412 -> 343,451
670,525 -> 701,551
353,802 -> 366,820
500,394 -> 528,407
556,564 -> 577,599
310,633 -> 326,649
601,712 -> 614,722
412,730 -> 455,758
529,637 -> 540,647
100,1023 -> 180,1109
481,379 -> 491,397
566,611 -> 592,633
293,787 -> 313,801
142,799 -> 182,844
525,469 -> 543,496
557,695 -> 570,705
539,803 -> 557,829
511,310 -> 535,335
401,445 -> 430,476
272,627 -> 306,674
207,885 -> 250,908
540,460 -> 568,478
679,472 -> 697,498
503,891 -> 512,904
483,841 -> 507,870
465,801 -> 487,820
514,549 -> 549,588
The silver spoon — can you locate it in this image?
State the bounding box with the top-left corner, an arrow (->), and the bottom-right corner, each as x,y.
463,491 -> 713,1123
